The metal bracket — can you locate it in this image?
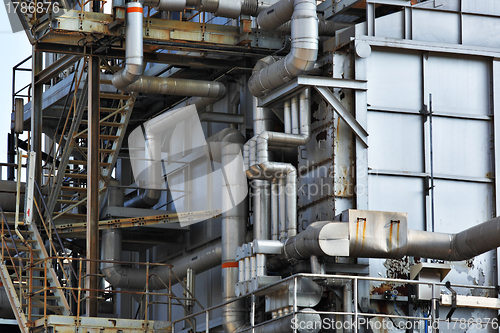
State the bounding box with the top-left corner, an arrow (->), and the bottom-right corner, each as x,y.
445,281 -> 457,320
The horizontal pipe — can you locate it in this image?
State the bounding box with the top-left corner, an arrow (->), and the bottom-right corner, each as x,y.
199,112 -> 244,124
284,215 -> 500,262
122,76 -> 226,99
101,229 -> 222,290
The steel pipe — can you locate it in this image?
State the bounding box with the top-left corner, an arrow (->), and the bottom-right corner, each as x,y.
112,2 -> 143,90
249,0 -> 318,97
101,228 -> 222,290
122,76 -> 226,98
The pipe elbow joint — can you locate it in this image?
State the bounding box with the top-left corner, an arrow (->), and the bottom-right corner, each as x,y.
112,64 -> 143,91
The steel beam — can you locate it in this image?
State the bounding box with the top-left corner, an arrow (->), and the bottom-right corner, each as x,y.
34,43 -> 253,69
259,76 -> 367,107
31,48 -> 43,206
86,55 -> 100,317
35,54 -> 81,85
314,86 -> 369,147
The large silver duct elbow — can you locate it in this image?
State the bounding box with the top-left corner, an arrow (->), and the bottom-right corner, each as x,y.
249,0 -> 318,97
112,2 -> 143,90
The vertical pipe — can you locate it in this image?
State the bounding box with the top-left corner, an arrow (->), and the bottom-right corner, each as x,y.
284,99 -> 292,134
271,179 -> 279,240
279,177 -> 286,241
221,140 -> 248,333
286,169 -> 297,238
86,55 -> 100,317
291,95 -> 299,135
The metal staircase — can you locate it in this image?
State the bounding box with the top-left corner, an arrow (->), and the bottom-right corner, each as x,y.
46,70 -> 135,222
0,207 -> 70,333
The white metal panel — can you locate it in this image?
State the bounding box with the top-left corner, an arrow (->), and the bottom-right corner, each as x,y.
462,0 -> 500,16
463,15 -> 500,48
432,117 -> 492,179
366,50 -> 422,111
367,112 -> 424,173
426,55 -> 490,116
374,10 -> 404,39
433,180 -> 493,233
412,10 -> 460,44
368,175 -> 425,230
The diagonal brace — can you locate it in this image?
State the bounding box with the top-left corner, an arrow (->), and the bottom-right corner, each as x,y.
314,86 -> 369,147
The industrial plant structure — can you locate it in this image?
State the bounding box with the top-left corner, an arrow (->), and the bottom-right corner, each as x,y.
1,0 -> 500,332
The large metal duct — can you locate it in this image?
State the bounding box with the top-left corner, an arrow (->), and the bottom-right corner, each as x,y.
204,128 -> 249,333
101,228 -> 222,290
284,215 -> 500,262
112,2 -> 143,90
248,0 -> 318,97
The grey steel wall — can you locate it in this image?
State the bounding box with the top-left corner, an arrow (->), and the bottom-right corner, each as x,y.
334,1 -> 500,329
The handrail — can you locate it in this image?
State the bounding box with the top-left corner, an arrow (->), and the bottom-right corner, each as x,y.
0,205 -> 24,271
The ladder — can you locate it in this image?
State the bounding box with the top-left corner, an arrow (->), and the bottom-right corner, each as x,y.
0,208 -> 70,333
46,71 -> 135,221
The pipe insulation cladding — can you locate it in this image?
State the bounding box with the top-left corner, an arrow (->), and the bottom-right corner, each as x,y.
101,228 -> 222,290
248,0 -> 318,97
112,2 -> 143,90
283,210 -> 500,262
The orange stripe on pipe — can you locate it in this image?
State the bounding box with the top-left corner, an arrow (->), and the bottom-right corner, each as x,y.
222,262 -> 239,269
127,7 -> 143,13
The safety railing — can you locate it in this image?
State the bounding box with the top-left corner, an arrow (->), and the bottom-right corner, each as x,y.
173,273 -> 500,333
28,256 -> 204,325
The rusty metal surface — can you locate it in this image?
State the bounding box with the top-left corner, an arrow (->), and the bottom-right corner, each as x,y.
86,56 -> 100,317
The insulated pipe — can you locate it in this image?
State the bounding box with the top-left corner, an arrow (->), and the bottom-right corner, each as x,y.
285,215 -> 500,262
284,99 -> 291,134
112,2 -> 143,90
216,129 -> 248,333
275,18 -> 351,36
256,0 -> 294,31
249,0 -> 318,97
101,228 -> 222,290
271,179 -> 279,241
121,76 -> 226,99
279,177 -> 286,241
291,95 -> 299,135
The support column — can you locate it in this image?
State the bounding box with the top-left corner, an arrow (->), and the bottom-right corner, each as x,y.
86,55 -> 100,317
31,48 -> 43,192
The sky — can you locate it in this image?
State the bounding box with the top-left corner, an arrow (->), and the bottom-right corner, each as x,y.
0,5 -> 33,175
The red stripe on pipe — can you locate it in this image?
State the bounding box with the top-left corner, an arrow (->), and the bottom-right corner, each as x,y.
222,262 -> 239,269
127,7 -> 143,13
